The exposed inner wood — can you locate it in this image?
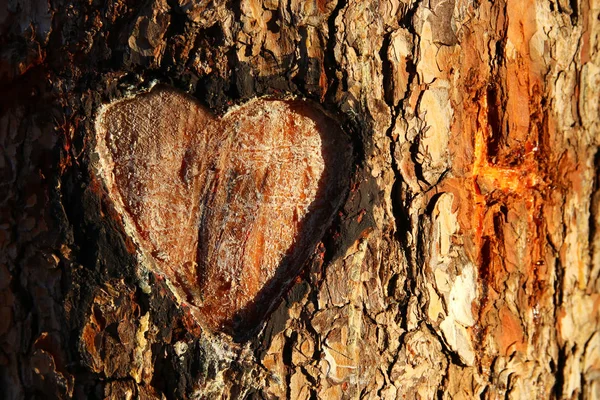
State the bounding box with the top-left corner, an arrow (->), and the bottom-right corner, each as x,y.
95,86 -> 352,333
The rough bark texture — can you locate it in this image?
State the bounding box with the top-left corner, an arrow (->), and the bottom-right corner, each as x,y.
1,0 -> 599,399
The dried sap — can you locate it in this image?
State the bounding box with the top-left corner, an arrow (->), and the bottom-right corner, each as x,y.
95,85 -> 351,333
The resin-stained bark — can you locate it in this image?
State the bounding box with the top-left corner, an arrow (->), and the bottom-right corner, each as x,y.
0,0 -> 598,398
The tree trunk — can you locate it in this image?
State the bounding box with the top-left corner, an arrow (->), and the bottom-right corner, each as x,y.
1,0 -> 599,399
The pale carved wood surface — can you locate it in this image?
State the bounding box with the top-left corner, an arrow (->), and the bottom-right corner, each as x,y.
95,86 -> 351,335
0,0 -> 598,399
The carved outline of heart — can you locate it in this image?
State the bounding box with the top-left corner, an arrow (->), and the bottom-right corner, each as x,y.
93,85 -> 352,335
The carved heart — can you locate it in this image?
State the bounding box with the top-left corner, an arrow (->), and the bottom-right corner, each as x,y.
94,85 -> 351,334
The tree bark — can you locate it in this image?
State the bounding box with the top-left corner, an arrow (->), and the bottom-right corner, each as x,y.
1,0 -> 599,399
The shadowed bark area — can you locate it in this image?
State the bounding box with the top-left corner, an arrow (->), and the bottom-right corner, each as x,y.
0,0 -> 598,399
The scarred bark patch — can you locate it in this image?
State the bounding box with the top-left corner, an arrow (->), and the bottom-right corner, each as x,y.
94,85 -> 352,335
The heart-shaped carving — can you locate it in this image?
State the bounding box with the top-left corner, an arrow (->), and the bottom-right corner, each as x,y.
94,85 -> 351,334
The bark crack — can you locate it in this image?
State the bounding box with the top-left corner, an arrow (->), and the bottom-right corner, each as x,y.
324,0 -> 347,99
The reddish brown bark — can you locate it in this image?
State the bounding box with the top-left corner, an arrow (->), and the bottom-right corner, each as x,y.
0,0 -> 598,398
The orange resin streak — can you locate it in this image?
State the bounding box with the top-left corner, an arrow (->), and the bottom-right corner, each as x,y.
471,94 -> 544,257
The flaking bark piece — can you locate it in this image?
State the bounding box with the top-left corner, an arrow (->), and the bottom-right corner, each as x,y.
94,85 -> 352,335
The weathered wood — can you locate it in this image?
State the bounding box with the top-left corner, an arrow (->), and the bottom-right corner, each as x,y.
0,0 -> 598,398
